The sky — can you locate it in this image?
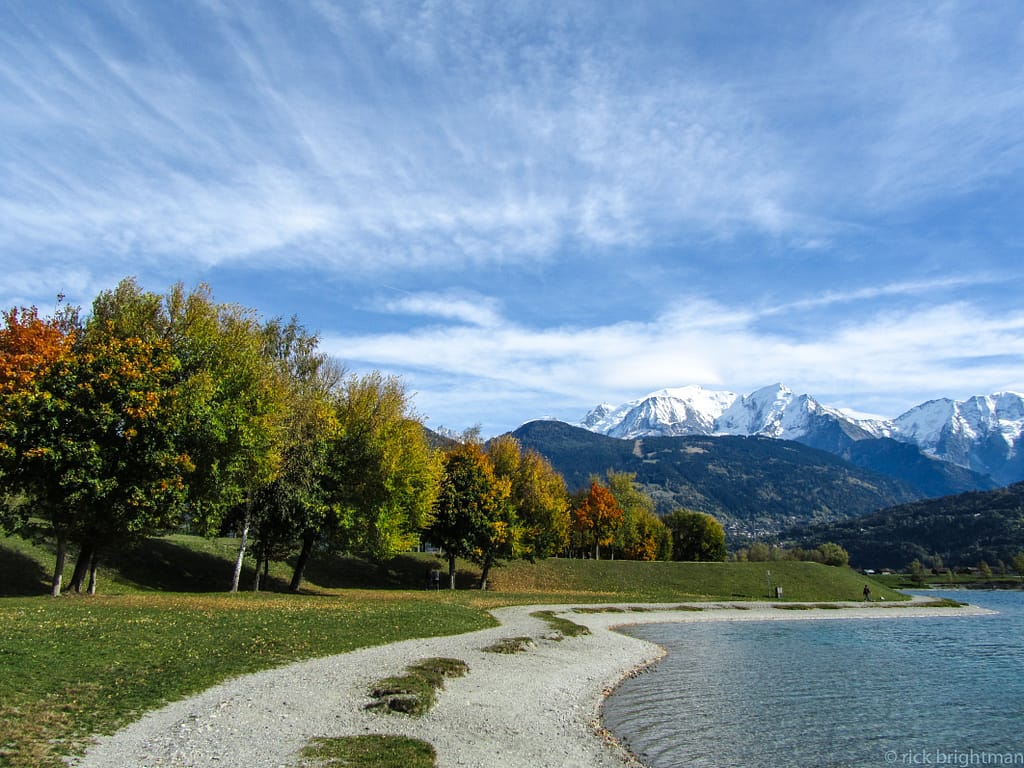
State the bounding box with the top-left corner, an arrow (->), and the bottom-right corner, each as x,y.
3,1 -> 1024,436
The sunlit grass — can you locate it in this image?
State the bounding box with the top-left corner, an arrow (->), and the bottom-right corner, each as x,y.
0,592 -> 492,768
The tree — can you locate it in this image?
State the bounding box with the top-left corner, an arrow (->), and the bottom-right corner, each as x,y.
1012,552 -> 1024,582
427,442 -> 512,589
0,302 -> 190,595
817,542 -> 850,568
603,470 -> 669,561
0,304 -> 80,594
486,435 -> 570,561
314,372 -> 440,588
248,319 -> 340,592
571,482 -> 624,560
664,509 -> 727,562
908,558 -> 927,586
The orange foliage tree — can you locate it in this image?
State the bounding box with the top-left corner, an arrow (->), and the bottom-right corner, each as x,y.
571,481 -> 624,560
0,301 -> 191,596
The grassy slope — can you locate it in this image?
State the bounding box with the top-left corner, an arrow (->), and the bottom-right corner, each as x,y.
1,533 -> 904,768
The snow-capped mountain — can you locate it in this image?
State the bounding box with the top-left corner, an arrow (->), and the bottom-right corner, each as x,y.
579,385 -> 1024,485
891,393 -> 1024,485
582,385 -> 738,439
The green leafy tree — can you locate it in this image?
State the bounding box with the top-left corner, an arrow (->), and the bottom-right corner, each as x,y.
908,558 -> 927,586
248,319 -> 341,591
664,509 -> 727,562
816,542 -> 850,567
316,372 -> 440,587
427,442 -> 511,589
1012,552 -> 1024,582
486,435 -> 569,560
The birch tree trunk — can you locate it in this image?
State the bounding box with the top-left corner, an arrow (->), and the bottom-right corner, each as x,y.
51,534 -> 68,597
230,507 -> 250,593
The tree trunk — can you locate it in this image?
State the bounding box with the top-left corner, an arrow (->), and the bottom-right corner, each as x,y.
252,553 -> 263,592
289,529 -> 317,593
479,556 -> 492,591
87,551 -> 99,595
70,544 -> 93,593
447,553 -> 457,590
51,534 -> 68,597
230,508 -> 250,593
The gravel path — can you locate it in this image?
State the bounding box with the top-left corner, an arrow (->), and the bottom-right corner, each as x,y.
69,600 -> 991,768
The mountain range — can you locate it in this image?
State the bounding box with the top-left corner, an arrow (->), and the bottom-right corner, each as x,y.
579,384 -> 1024,487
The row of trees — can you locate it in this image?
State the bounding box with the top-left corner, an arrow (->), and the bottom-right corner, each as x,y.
0,279 -> 445,595
0,279 -> 732,595
734,542 -> 850,566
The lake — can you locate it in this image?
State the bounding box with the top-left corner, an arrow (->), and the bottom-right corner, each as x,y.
603,591 -> 1024,768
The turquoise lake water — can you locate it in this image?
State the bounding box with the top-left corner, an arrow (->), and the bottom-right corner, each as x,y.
603,591 -> 1024,768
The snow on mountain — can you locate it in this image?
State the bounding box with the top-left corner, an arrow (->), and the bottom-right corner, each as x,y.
581,383 -> 863,442
577,385 -> 1024,485
714,383 -> 857,440
891,392 -> 1024,483
580,385 -> 737,439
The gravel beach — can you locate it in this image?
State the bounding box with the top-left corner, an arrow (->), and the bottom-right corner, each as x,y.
69,599 -> 991,768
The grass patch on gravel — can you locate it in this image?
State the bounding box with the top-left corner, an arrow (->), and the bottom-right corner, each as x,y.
530,610 -> 591,638
482,636 -> 535,654
300,735 -> 436,768
366,657 -> 468,716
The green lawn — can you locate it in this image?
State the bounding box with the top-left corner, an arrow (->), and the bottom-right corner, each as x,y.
0,533 -> 907,768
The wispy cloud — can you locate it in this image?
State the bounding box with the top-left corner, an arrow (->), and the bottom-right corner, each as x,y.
323,292 -> 1024,432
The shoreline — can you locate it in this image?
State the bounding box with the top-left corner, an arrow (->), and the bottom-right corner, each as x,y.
70,599 -> 994,768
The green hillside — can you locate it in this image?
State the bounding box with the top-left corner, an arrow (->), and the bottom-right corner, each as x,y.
1,532 -> 902,602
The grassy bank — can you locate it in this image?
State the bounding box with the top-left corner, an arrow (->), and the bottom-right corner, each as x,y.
1,533 -> 905,767
0,591 -> 496,768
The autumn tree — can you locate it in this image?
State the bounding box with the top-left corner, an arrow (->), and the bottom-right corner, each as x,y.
664,509 -> 727,562
0,300 -> 191,595
427,441 -> 512,589
486,435 -> 570,560
571,482 -> 624,560
80,279 -> 289,592
603,470 -> 670,561
0,304 -> 80,595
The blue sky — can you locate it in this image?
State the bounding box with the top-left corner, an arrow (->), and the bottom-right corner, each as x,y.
3,1 -> 1023,435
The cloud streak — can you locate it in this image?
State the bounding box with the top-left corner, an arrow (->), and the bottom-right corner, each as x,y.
323,288 -> 1024,433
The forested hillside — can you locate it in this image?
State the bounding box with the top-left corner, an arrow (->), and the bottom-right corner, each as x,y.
792,482 -> 1024,569
512,420 -> 918,537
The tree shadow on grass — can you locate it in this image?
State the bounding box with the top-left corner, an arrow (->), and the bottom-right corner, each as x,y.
300,551 -> 480,591
107,538 -> 290,593
0,539 -> 52,596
